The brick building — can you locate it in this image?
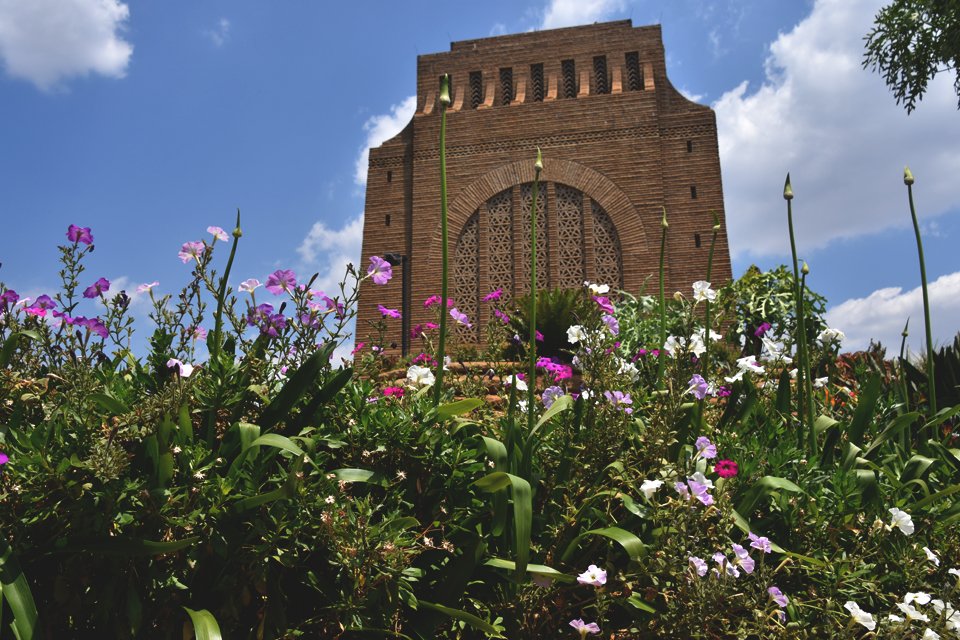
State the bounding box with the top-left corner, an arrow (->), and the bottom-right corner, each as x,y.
357,19 -> 732,355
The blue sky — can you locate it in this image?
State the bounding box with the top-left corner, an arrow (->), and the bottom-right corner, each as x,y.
1,0 -> 958,355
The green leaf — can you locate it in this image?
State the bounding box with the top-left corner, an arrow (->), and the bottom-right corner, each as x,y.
533,393 -> 572,433
89,392 -> 130,416
258,348 -> 329,430
0,542 -> 38,640
332,468 -> 387,485
864,412 -> 921,458
911,483 -> 960,510
183,607 -> 223,640
483,558 -> 574,583
53,536 -> 200,556
178,403 -> 194,443
293,366 -> 354,429
561,526 -> 646,564
228,432 -> 306,479
437,398 -> 484,420
900,455 -> 935,484
473,472 -> 532,578
480,437 -> 509,536
736,476 -> 805,518
418,601 -> 504,638
849,374 -> 882,446
0,334 -> 20,370
230,485 -> 292,513
626,594 -> 656,614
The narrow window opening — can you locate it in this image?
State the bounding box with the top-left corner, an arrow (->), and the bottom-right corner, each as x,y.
694,233 -> 701,248
530,63 -> 544,102
593,55 -> 609,94
499,67 -> 513,105
625,52 -> 641,91
561,59 -> 576,98
385,214 -> 391,227
386,170 -> 392,182
686,140 -> 693,153
690,185 -> 698,199
469,71 -> 483,109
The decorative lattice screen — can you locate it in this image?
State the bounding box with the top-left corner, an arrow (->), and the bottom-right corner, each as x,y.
454,213 -> 479,341
520,183 -> 549,294
486,189 -> 513,300
592,200 -> 623,289
555,184 -> 585,288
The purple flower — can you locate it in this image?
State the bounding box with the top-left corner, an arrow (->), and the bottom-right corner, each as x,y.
482,288 -> 502,302
24,295 -> 56,317
67,225 -> 93,245
716,385 -> 732,397
674,481 -> 690,499
731,543 -> 755,574
166,358 -> 195,378
576,564 -> 607,587
535,330 -> 544,342
768,586 -> 789,608
687,374 -> 709,400
207,225 -> 228,241
749,532 -> 773,554
378,305 -> 401,319
192,326 -> 208,341
1,289 -> 19,307
450,307 -> 472,328
83,277 -> 110,299
688,477 -> 714,506
178,241 -> 205,264
603,390 -> 633,414
689,556 -> 708,577
592,295 -> 615,314
542,385 -> 564,409
80,317 -> 108,339
695,436 -> 717,459
569,619 -> 601,636
266,269 -> 297,295
754,322 -> 772,338
601,313 -> 619,335
367,255 -> 393,285
493,308 -> 510,324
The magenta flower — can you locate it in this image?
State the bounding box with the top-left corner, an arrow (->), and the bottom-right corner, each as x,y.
266,269 -> 297,295
754,321 -> 772,338
351,342 -> 365,356
715,459 -> 739,478
576,564 -> 607,587
83,277 -> 111,299
192,326 -> 208,341
749,532 -> 772,554
424,295 -> 454,308
569,619 -> 601,637
67,225 -> 93,245
367,255 -> 393,285
695,436 -> 717,459
207,225 -> 229,242
535,330 -> 544,342
80,317 -> 108,339
0,451 -> 7,465
178,241 -> 205,264
383,386 -> 405,398
716,385 -> 732,397
482,288 -> 503,302
450,308 -> 472,328
493,308 -> 510,324
687,374 -> 709,400
592,295 -> 615,314
24,295 -> 56,317
378,305 -> 401,319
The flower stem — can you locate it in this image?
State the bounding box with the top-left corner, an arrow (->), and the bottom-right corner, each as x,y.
209,209 -> 241,368
527,150 -> 543,433
433,75 -> 451,408
657,207 -> 668,386
905,167 -> 937,414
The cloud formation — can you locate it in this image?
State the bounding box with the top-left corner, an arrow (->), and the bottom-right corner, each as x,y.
0,0 -> 133,90
353,95 -> 416,186
296,213 -> 364,296
540,0 -> 626,29
714,0 -> 960,260
204,18 -> 230,47
825,271 -> 960,354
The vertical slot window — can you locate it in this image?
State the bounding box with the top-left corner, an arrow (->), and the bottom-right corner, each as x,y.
530,63 -> 544,102
561,59 -> 576,98
593,55 -> 609,94
469,71 -> 483,109
690,185 -> 698,199
499,67 -> 513,105
625,52 -> 641,91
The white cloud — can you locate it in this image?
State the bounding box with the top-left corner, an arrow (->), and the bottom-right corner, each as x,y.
540,0 -> 626,29
296,213 -> 364,295
0,0 -> 133,90
203,18 -> 230,47
825,271 -> 960,353
354,95 -> 416,186
714,0 -> 960,260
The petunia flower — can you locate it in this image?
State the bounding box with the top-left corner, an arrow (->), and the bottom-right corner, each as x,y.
482,288 -> 502,301
818,327 -> 845,345
601,313 -> 619,335
178,241 -> 205,264
24,295 -> 57,317
493,308 -> 510,324
367,256 -> 393,285
592,295 -> 614,314
504,374 -> 528,391
895,601 -> 930,622
207,226 -> 229,242
67,224 -> 94,245
640,479 -> 664,499
406,365 -> 435,387
686,374 -> 709,400
584,281 -> 609,295
768,586 -> 789,608
688,333 -> 707,357
167,358 -> 195,378
692,280 -> 716,303
378,305 -> 401,319
604,390 -> 633,414
922,629 -> 940,640
576,564 -> 607,587
569,619 -> 601,637
136,281 -> 159,293
0,452 -> 8,465
731,543 -> 755,574
888,507 -> 915,535
83,277 -> 110,299
689,556 -> 708,577
450,308 -> 472,328
749,532 -> 772,554
238,278 -> 261,293
844,601 -> 876,631
923,547 -> 940,566
694,436 -> 717,459
541,385 -> 564,409
383,386 -> 405,398
567,325 -> 587,344
266,269 -> 297,295
663,335 -> 686,357
754,321 -> 772,337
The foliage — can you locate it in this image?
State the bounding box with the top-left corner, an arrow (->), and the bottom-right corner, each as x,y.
863,0 -> 960,113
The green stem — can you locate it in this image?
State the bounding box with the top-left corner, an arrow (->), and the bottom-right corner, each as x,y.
209,209 -> 241,368
527,150 -> 543,434
699,214 -> 720,421
800,268 -> 816,438
656,208 -> 668,387
433,76 -> 451,408
905,169 -> 936,414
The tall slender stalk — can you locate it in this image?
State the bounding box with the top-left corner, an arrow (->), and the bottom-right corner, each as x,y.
527,150 -> 543,433
656,208 -> 668,386
800,262 -> 815,436
209,209 -> 242,368
784,174 -> 815,454
904,167 -> 937,414
702,212 -> 720,378
433,75 -> 451,408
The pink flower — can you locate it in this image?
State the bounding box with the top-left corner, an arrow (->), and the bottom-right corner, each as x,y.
178,241 -> 205,263
425,295 -> 454,308
715,459 -> 739,478
351,342 -> 365,356
493,308 -> 510,324
576,564 -> 607,587
137,281 -> 159,293
238,278 -> 261,293
166,358 -> 195,378
383,386 -> 405,398
83,277 -> 110,299
592,295 -> 615,314
0,451 -> 8,465
569,619 -> 601,637
754,322 -> 772,337
266,269 -> 297,295
66,225 -> 93,245
378,305 -> 401,319
207,226 -> 229,242
192,326 -> 208,341
367,256 -> 393,285
482,288 -> 503,302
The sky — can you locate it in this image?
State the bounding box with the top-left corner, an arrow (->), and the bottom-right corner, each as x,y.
1,0 -> 959,357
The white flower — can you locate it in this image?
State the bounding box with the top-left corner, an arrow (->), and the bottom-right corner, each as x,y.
617,359 -> 639,382
789,368 -> 798,380
760,337 -> 793,364
167,358 -> 195,378
504,375 -> 528,391
949,568 -> 960,578
922,629 -> 940,640
663,335 -> 686,357
692,280 -> 716,303
238,278 -> 262,293
640,479 -> 664,499
689,471 -> 714,490
889,507 -> 915,535
695,327 -> 722,342
888,614 -> 904,623
895,602 -> 929,622
844,601 -> 876,631
923,547 -> 940,566
813,376 -> 829,389
904,592 -> 932,606
817,327 -> 845,345
585,281 -> 609,295
567,325 -> 587,344
725,356 -> 766,383
406,365 -> 435,387
689,333 -> 706,357
325,495 -> 336,504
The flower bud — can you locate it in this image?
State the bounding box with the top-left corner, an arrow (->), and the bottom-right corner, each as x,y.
661,207 -> 669,229
801,261 -> 809,275
903,166 -> 914,185
712,211 -> 721,231
673,291 -> 683,301
233,209 -> 243,238
534,147 -> 543,172
439,74 -> 451,108
783,173 -> 793,200
901,319 -> 910,338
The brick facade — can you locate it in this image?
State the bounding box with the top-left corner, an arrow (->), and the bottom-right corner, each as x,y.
358,20 -> 732,355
